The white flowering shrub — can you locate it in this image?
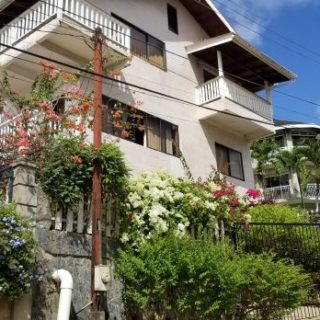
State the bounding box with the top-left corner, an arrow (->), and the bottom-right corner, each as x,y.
121,171 -> 225,247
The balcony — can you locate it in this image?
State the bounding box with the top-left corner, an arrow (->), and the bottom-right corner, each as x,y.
263,184 -> 320,202
196,76 -> 272,121
0,0 -> 130,53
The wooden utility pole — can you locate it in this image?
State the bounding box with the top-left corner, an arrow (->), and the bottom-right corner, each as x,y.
91,27 -> 103,315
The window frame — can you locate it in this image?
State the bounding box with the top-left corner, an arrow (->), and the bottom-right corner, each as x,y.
111,13 -> 167,70
146,116 -> 179,156
102,96 -> 179,157
215,143 -> 245,181
167,3 -> 178,34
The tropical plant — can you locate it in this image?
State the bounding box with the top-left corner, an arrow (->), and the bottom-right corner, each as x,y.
39,136 -> 129,210
0,202 -> 38,299
275,147 -> 309,208
300,139 -> 320,212
120,171 -> 263,248
116,234 -> 311,320
250,137 -> 280,187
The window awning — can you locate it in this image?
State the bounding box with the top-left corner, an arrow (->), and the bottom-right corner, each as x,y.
186,33 -> 297,92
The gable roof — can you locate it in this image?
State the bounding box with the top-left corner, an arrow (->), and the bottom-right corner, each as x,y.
180,0 -> 234,37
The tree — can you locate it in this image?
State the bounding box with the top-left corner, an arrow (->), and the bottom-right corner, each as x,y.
250,137 -> 280,187
300,139 -> 320,212
275,147 -> 309,209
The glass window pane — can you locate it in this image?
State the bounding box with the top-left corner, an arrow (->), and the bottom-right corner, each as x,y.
131,28 -> 147,60
216,145 -> 229,175
148,36 -> 165,68
147,117 -> 161,151
229,150 -> 244,180
161,121 -> 173,155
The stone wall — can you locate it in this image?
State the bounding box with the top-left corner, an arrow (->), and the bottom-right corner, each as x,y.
7,161 -> 125,320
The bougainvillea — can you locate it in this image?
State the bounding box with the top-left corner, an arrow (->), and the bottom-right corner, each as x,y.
120,171 -> 265,248
0,203 -> 37,299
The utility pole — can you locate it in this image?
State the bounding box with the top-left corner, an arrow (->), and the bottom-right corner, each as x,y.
91,27 -> 104,319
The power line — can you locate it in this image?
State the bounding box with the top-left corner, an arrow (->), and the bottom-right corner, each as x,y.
0,42 -> 279,127
1,46 -> 318,125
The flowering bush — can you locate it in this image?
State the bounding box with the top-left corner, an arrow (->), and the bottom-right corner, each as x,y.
121,171 -> 264,248
0,203 -> 37,299
39,136 -> 128,209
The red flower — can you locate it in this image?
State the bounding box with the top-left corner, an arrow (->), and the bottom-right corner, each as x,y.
231,198 -> 240,207
246,189 -> 261,199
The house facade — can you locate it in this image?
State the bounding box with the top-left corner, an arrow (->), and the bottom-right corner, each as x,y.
0,0 -> 296,192
258,120 -> 320,207
0,0 -> 296,319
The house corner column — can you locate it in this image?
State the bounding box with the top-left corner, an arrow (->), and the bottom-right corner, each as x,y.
217,50 -> 224,77
11,160 -> 37,222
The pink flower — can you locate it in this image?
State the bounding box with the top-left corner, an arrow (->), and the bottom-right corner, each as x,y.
213,190 -> 224,198
231,198 -> 240,207
246,189 -> 261,199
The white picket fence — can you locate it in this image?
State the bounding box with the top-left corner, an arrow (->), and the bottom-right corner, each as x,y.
52,197 -> 92,234
0,0 -> 131,52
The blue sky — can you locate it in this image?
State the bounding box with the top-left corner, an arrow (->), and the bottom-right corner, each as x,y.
214,0 -> 320,124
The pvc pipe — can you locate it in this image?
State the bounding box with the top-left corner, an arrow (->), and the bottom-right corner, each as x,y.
52,269 -> 73,320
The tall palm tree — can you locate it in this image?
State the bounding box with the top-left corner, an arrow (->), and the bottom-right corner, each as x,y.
300,139 -> 320,212
250,137 -> 280,188
275,147 -> 308,209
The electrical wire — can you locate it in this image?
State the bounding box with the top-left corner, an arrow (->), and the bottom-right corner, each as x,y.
2,45 -> 318,128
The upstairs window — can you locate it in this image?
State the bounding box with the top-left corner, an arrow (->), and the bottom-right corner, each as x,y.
167,4 -> 178,34
147,117 -> 179,156
112,14 -> 166,69
216,143 -> 244,180
102,96 -> 179,156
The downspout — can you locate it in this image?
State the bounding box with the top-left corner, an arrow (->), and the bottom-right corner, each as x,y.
52,269 -> 73,320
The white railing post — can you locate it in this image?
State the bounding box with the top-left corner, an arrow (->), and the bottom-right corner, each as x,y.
55,208 -> 63,230
77,197 -> 84,233
66,208 -> 74,232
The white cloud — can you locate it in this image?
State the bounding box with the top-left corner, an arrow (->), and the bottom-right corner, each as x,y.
215,0 -> 318,45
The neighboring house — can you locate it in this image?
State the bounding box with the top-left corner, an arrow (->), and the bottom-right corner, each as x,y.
256,119 -> 320,207
0,0 -> 296,192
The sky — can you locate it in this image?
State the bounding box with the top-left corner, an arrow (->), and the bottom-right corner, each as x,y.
214,0 -> 320,124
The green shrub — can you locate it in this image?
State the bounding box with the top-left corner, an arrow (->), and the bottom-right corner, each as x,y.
0,203 -> 37,299
249,204 -> 308,223
39,136 -> 129,208
116,235 -> 310,320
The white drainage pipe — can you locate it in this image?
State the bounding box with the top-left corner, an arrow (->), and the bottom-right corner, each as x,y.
52,269 -> 73,320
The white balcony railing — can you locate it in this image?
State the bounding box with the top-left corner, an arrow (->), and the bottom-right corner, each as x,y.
196,76 -> 273,121
263,184 -> 320,201
0,0 -> 130,52
263,185 -> 291,201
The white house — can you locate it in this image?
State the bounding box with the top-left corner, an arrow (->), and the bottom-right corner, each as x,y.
259,119 -> 320,207
0,0 -> 296,192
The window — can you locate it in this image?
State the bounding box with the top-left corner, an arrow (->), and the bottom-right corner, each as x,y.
167,4 -> 178,34
274,135 -> 285,148
264,174 -> 289,188
215,143 -> 244,180
146,116 -> 179,155
112,14 -> 166,69
102,96 -> 179,156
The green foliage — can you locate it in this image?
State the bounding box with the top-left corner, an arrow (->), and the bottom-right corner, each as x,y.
249,204 -> 309,223
39,136 -> 128,208
116,235 -> 310,320
0,203 -> 37,299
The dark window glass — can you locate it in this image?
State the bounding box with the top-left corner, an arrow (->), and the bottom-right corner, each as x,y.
111,13 -> 166,69
102,96 -> 179,155
216,143 -> 244,180
264,174 -> 289,188
147,117 -> 179,156
274,135 -> 285,147
167,4 -> 178,34
203,69 -> 215,82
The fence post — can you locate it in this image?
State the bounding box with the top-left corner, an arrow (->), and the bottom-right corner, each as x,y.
11,160 -> 37,223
